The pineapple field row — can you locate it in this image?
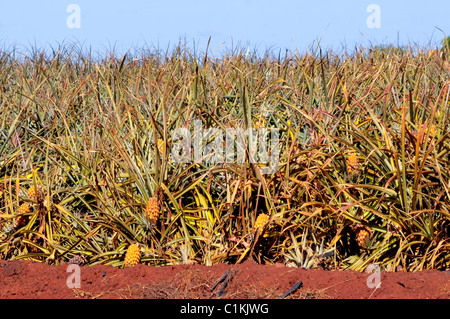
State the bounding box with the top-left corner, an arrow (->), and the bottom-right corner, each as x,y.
0,44 -> 449,272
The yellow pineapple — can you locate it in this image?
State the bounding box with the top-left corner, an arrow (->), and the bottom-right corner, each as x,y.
145,196 -> 160,224
17,202 -> 30,215
346,151 -> 360,175
254,213 -> 269,233
16,203 -> 30,227
27,185 -> 44,203
356,225 -> 372,248
124,244 -> 141,267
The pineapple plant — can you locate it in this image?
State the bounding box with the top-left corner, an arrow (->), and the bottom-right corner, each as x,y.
145,196 -> 160,225
124,244 -> 141,267
27,184 -> 44,203
254,213 -> 270,233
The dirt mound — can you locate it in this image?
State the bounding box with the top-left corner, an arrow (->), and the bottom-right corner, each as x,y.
0,259 -> 448,299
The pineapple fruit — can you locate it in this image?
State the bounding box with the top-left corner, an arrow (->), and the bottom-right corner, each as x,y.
254,213 -> 269,233
410,123 -> 437,141
124,244 -> 141,267
253,113 -> 267,129
426,124 -> 436,138
0,203 -> 30,239
253,119 -> 267,129
145,196 -> 160,225
346,151 -> 360,175
355,225 -> 372,248
27,185 -> 44,203
16,203 -> 30,227
157,139 -> 165,157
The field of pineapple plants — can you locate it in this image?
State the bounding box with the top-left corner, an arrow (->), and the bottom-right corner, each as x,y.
0,41 -> 449,298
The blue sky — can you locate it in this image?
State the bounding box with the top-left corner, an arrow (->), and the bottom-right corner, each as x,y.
1,1 -> 450,56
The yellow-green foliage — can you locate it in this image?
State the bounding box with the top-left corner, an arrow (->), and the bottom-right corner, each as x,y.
442,36 -> 450,53
0,43 -> 448,271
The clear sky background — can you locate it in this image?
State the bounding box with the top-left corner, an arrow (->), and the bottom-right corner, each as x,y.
1,1 -> 450,56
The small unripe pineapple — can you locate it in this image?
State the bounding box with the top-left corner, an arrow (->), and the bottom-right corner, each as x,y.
253,118 -> 267,129
157,139 -> 165,157
254,213 -> 269,233
314,110 -> 324,122
124,244 -> 141,267
27,185 -> 44,203
413,123 -> 437,141
346,152 -> 360,175
356,225 -> 372,248
1,221 -> 16,236
145,196 -> 160,224
426,124 -> 436,138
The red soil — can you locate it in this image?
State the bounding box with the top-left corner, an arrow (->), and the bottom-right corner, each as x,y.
0,259 -> 448,299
